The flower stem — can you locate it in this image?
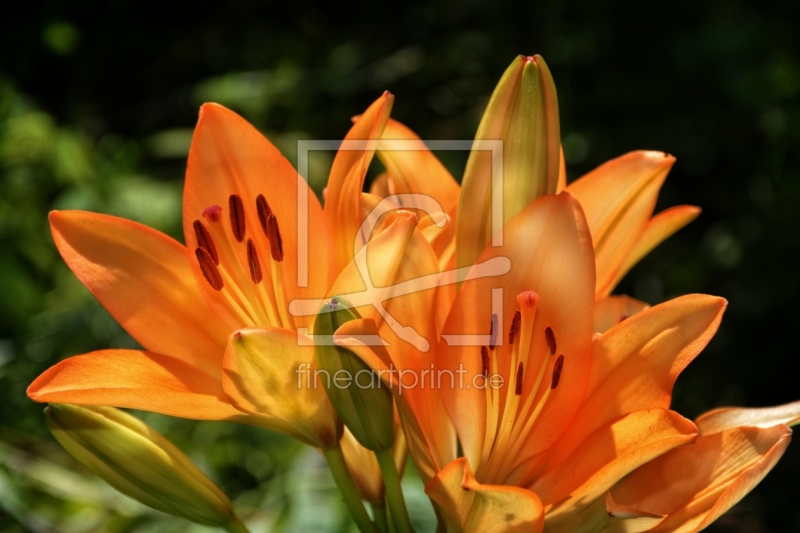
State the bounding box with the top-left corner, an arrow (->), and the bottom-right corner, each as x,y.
323,445 -> 378,533
375,448 -> 415,533
373,501 -> 389,533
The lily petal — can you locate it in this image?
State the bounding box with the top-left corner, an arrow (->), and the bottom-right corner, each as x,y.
49,210 -> 228,377
696,400 -> 800,435
426,457 -> 544,533
531,409 -> 697,523
593,295 -> 650,335
27,350 -> 245,421
440,192 -> 595,473
376,118 -> 460,216
325,93 -> 394,270
184,103 -> 334,324
567,151 -> 674,297
534,295 -> 725,475
609,205 -> 701,292
221,327 -> 340,448
610,424 -> 792,533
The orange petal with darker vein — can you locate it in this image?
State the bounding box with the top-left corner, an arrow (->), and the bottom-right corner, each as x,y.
27,349 -> 246,421
609,205 -> 700,292
325,93 -> 393,271
567,151 -> 674,297
610,424 -> 791,533
534,294 -> 725,476
49,210 -> 229,377
531,408 -> 697,523
426,457 -> 544,533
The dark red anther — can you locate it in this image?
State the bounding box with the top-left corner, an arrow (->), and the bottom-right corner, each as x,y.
489,313 -> 498,350
480,346 -> 490,379
515,363 -> 524,396
229,194 -> 246,242
544,326 -> 557,355
193,220 -> 219,265
551,354 -> 564,390
195,248 -> 224,291
256,194 -> 273,235
266,213 -> 284,262
509,310 -> 521,345
246,239 -> 262,284
202,205 -> 222,223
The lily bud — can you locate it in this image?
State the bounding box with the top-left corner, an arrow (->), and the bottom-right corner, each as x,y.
313,296 -> 395,452
45,404 -> 248,533
456,54 -> 561,270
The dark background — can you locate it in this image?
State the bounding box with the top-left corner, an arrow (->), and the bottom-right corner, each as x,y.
1,1 -> 799,532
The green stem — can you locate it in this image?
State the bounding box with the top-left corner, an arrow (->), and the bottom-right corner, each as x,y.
375,448 -> 415,533
373,501 -> 389,533
323,445 -> 378,533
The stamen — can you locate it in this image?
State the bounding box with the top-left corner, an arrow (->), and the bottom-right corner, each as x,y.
509,310 -> 521,345
266,213 -> 284,262
195,248 -> 224,290
515,363 -> 524,396
229,194 -> 246,242
256,194 -> 273,235
489,313 -> 498,350
193,220 -> 219,265
544,326 -> 557,355
480,346 -> 490,379
551,354 -> 564,389
246,239 -> 262,284
202,205 -> 222,222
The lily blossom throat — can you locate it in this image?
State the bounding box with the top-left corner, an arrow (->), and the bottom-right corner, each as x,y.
192,193 -> 292,330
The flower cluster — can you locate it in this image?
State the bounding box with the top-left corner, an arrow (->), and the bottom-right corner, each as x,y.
28,55 -> 800,533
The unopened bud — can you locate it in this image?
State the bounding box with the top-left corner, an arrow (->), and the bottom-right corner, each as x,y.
45,404 -> 248,532
313,296 -> 395,452
456,54 -> 561,269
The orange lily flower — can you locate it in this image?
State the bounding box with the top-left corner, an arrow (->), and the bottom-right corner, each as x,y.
26,95 -> 420,453
333,191 -> 797,532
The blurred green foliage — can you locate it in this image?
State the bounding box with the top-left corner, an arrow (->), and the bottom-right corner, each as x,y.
2,1 -> 800,532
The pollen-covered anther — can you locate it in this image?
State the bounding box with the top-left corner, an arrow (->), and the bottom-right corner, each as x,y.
195,248 -> 224,291
489,313 -> 498,350
508,310 -> 521,345
246,239 -> 262,284
229,194 -> 246,242
266,213 -> 284,262
544,326 -> 557,355
517,290 -> 539,309
193,220 -> 219,265
551,354 -> 564,390
202,205 -> 222,223
256,194 -> 273,235
515,363 -> 524,396
480,346 -> 490,379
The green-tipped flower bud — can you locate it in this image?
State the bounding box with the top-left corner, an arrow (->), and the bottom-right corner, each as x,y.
313,296 -> 395,452
45,404 -> 248,533
456,54 -> 561,270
